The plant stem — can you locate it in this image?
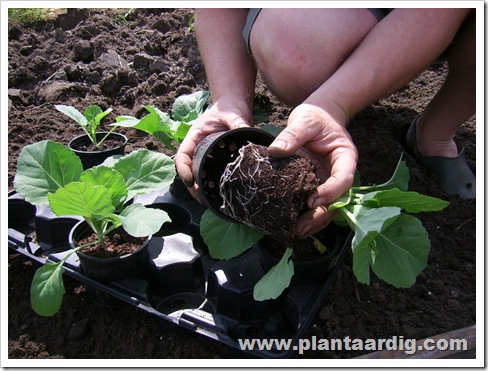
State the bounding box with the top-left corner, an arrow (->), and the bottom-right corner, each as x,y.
97,126 -> 119,148
58,240 -> 100,266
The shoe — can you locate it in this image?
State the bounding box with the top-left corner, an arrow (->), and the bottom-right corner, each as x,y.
406,116 -> 476,199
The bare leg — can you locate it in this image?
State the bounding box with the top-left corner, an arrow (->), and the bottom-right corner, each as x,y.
250,9 -> 379,106
415,13 -> 476,158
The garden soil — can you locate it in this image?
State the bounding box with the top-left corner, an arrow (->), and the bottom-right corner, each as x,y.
7,9 -> 476,360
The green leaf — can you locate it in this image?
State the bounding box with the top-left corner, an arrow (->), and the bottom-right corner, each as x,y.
200,209 -> 263,260
353,157 -> 410,192
126,112 -> 175,152
48,182 -> 115,219
31,262 -> 65,316
173,122 -> 192,144
80,166 -> 128,208
172,90 -> 209,122
343,205 -> 402,251
118,203 -> 171,237
363,188 -> 449,213
351,242 -> 373,285
113,149 -> 176,202
84,105 -> 103,131
252,107 -> 269,124
253,248 -> 294,301
92,106 -> 113,126
14,140 -> 83,205
113,115 -> 141,127
370,214 -> 430,288
362,189 -> 450,213
54,105 -> 88,128
309,235 -> 328,254
328,190 -> 353,211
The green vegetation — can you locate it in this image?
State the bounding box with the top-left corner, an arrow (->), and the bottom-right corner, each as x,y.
200,155 -> 450,301
8,8 -> 63,26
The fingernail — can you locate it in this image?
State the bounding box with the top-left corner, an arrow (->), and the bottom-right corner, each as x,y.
269,139 -> 287,150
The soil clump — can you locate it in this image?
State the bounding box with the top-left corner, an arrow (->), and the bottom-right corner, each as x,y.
219,143 -> 318,243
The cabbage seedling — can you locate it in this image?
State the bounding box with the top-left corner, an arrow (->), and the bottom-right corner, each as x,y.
14,140 -> 176,316
114,90 -> 210,152
55,104 -> 117,149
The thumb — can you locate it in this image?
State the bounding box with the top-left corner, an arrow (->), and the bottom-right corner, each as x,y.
230,114 -> 252,130
267,127 -> 303,158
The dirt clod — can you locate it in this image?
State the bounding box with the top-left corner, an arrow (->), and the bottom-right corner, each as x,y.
219,143 -> 318,243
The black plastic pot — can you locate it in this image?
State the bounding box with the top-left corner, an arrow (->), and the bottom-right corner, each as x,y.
68,132 -> 128,169
258,223 -> 345,285
69,220 -> 150,284
191,128 -> 275,222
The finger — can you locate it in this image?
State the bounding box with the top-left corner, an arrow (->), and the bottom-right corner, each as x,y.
175,130 -> 204,187
174,150 -> 195,188
295,206 -> 338,239
175,113 -> 251,187
309,169 -> 356,210
229,115 -> 252,129
268,126 -> 307,158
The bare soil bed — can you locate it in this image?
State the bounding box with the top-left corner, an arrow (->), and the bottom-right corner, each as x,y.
7,9 -> 476,359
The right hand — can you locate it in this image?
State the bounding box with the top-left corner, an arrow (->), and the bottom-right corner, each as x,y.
267,103 -> 358,238
174,96 -> 253,200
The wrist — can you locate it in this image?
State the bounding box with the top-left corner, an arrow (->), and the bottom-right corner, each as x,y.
211,95 -> 254,121
300,98 -> 348,127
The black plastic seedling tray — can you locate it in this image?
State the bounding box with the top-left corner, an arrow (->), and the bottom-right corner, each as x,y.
7,185 -> 352,358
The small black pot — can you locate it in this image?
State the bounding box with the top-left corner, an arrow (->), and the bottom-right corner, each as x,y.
258,225 -> 343,285
191,128 -> 275,222
69,220 -> 150,284
68,132 -> 128,169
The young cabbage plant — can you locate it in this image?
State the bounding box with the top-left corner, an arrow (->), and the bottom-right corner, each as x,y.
55,104 -> 117,149
113,90 -> 210,152
199,155 -> 449,301
14,140 -> 176,316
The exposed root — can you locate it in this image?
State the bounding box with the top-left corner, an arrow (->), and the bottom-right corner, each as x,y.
219,143 -> 319,243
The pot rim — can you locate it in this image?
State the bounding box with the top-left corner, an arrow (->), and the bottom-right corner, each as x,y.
69,220 -> 151,262
67,132 -> 128,154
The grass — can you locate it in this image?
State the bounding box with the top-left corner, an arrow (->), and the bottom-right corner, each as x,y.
8,8 -> 65,26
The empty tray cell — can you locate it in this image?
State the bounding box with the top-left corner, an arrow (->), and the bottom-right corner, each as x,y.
35,204 -> 81,252
206,247 -> 269,321
8,197 -> 37,235
148,233 -> 204,296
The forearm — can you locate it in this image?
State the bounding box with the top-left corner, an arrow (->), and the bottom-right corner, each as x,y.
305,8 -> 472,122
196,9 -> 257,110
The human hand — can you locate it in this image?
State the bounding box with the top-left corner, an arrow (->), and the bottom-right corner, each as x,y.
174,96 -> 253,199
267,103 -> 358,238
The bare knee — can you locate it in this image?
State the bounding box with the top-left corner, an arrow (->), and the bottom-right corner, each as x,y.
250,9 -> 378,106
